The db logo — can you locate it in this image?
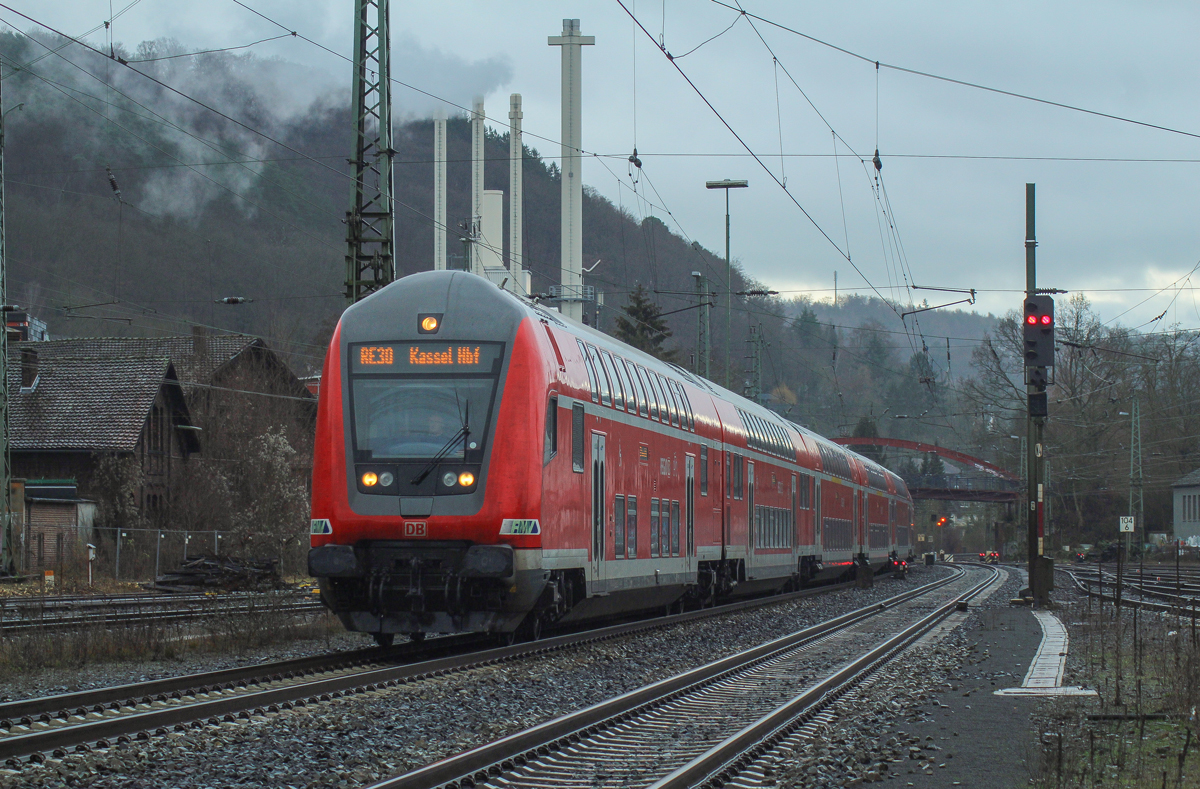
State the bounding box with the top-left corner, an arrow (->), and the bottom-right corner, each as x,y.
404,522 -> 427,537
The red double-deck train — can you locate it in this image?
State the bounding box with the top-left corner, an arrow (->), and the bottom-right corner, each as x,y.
309,271 -> 914,644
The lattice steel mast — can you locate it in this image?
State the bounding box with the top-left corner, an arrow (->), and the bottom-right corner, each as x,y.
345,0 -> 395,302
0,68 -> 12,575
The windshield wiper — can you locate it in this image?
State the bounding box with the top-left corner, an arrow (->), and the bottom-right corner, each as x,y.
410,402 -> 470,486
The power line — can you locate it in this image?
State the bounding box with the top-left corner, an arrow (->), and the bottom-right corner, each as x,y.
712,0 -> 1200,143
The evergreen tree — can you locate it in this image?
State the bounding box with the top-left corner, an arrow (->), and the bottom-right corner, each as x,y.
613,284 -> 676,360
852,416 -> 887,466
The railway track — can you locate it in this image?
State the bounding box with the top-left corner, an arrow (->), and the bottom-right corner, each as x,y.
364,565 -> 998,789
1058,567 -> 1200,615
0,578 -> 863,766
0,592 -> 325,635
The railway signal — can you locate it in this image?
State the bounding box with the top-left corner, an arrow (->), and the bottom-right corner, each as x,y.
1023,295 -> 1055,368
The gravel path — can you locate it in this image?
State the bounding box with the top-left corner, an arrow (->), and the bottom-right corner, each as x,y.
0,567 -> 954,788
757,565 -> 1027,788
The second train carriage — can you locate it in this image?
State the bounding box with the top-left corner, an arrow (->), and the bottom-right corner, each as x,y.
309,271 -> 915,642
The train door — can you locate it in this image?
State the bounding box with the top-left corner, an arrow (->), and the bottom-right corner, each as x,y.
791,474 -> 798,550
747,461 -> 755,552
685,454 -> 695,566
591,432 -> 606,579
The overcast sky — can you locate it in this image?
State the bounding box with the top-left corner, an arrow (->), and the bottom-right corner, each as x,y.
15,0 -> 1200,328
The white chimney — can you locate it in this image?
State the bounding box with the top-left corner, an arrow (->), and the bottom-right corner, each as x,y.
480,189 -> 505,277
470,97 -> 485,276
548,19 -> 594,322
508,93 -> 525,293
433,108 -> 447,270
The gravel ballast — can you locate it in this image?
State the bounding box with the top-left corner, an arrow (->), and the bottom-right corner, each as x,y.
1,566 -> 961,789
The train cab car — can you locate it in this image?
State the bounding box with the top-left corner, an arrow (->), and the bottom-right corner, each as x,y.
307,271 -> 916,644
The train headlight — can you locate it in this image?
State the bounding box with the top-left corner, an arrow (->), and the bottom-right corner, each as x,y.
442,471 -> 458,487
421,316 -> 439,332
362,472 -> 379,487
379,472 -> 394,487
458,472 -> 475,487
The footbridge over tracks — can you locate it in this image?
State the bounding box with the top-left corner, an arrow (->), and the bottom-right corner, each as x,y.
831,437 -> 1020,502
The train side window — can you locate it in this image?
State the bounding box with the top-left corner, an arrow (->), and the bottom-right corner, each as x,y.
626,359 -> 649,417
577,340 -> 599,403
700,445 -> 709,496
544,395 -> 558,465
616,358 -> 636,413
647,370 -> 666,421
626,495 -> 638,558
636,365 -> 658,420
679,385 -> 695,431
571,403 -> 585,472
671,381 -> 692,431
650,498 -> 660,557
660,375 -> 680,427
614,495 -> 626,558
586,345 -> 611,406
599,350 -> 624,410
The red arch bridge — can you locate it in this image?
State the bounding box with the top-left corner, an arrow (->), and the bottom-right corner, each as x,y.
831,437 -> 1020,503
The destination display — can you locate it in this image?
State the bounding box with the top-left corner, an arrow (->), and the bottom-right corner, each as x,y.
350,342 -> 503,373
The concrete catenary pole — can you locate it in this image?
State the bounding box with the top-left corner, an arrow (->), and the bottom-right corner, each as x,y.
508,94 -> 525,293
549,19 -> 594,322
433,108 -> 447,271
471,97 -> 485,277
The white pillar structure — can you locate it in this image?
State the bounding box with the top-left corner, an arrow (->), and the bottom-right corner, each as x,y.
433,108 -> 447,270
508,93 -> 526,294
470,97 -> 485,276
548,19 -> 594,322
480,189 -> 505,278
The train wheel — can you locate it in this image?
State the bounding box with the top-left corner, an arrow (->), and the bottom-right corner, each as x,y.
372,632 -> 395,648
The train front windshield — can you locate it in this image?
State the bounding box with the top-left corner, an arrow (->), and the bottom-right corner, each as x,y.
352,378 -> 495,459
348,341 -> 504,462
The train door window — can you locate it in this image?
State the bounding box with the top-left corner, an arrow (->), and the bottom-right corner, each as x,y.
814,479 -> 822,545
625,359 -> 649,416
544,396 -> 558,465
650,498 -> 660,557
734,455 -> 744,500
685,456 -> 695,555
792,474 -> 798,545
636,365 -> 658,420
577,340 -> 600,403
572,403 -> 586,472
700,445 -> 709,496
626,496 -> 638,558
747,461 -> 755,547
591,433 -> 606,571
599,350 -> 624,410
614,495 -> 626,559
671,501 -> 681,556
586,345 -> 611,406
726,452 -> 731,497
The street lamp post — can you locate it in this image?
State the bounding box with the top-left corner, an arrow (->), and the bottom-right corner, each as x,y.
705,180 -> 748,389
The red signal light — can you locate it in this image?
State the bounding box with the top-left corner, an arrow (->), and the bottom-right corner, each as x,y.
1026,315 -> 1037,325
1040,315 -> 1051,325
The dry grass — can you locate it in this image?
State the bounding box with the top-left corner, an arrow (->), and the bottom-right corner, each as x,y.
1030,592 -> 1200,788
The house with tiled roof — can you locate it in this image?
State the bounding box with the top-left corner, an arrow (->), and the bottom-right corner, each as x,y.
7,347 -> 199,570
